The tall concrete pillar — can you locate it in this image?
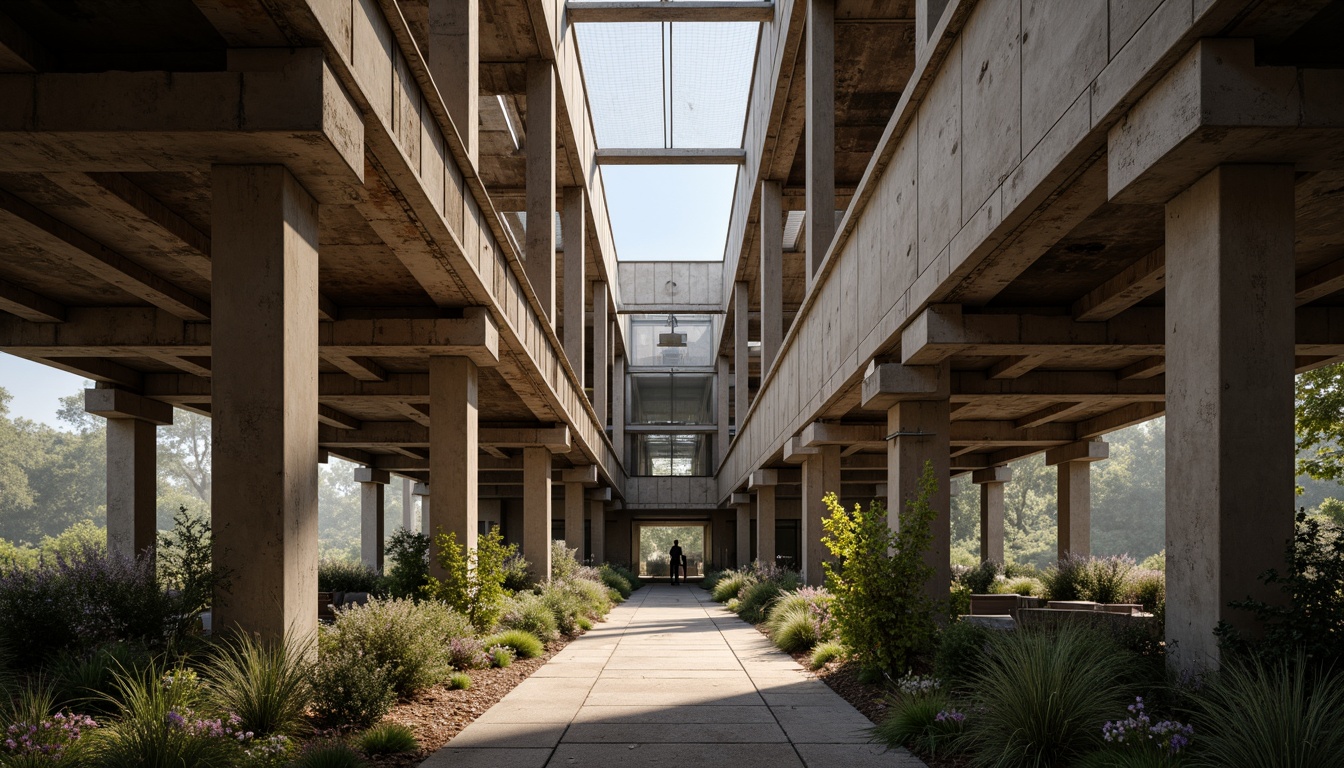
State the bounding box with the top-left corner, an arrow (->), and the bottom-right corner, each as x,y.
801,445 -> 841,585
355,468 -> 389,573
734,281 -> 750,427
593,283 -> 609,424
525,59 -> 556,324
522,446 -> 552,581
717,354 -> 731,465
563,481 -> 585,560
429,356 -> 478,577
210,164 -> 319,641
1046,441 -> 1108,562
971,466 -> 1011,565
414,482 -> 431,537
85,388 -> 172,561
588,497 -> 606,564
805,0 -> 835,287
612,354 -> 625,462
562,187 -> 586,374
759,180 -> 783,371
733,493 -> 752,568
756,483 -> 777,567
1166,164 -> 1295,671
401,476 -> 415,531
886,397 -> 951,605
429,0 -> 478,164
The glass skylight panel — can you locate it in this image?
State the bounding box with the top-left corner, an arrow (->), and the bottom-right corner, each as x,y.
670,22 -> 757,148
575,23 -> 664,148
783,210 -> 805,250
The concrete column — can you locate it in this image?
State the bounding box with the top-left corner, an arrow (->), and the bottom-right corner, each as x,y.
886,397 -> 951,605
756,484 -> 777,567
355,468 -> 389,573
734,281 -> 750,427
588,498 -> 606,564
801,445 -> 841,586
429,0 -> 478,164
522,446 -> 552,581
525,59 -> 556,324
593,282 -> 609,425
429,356 -> 478,577
414,483 -> 431,536
759,180 -> 783,371
1045,441 -> 1108,562
210,164 -> 319,641
401,476 -> 415,531
612,354 -> 625,462
733,494 -> 752,568
1165,164 -> 1296,671
805,0 -> 835,287
564,481 -> 585,560
85,388 -> 172,562
562,187 -> 586,373
717,354 -> 731,464
971,466 -> 1011,565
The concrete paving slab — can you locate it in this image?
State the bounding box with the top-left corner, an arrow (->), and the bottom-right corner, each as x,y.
446,722 -> 567,749
762,692 -> 852,708
772,708 -> 874,744
571,705 -> 777,725
420,748 -> 552,768
562,722 -> 788,743
795,743 -> 927,767
471,705 -> 581,724
548,743 -> 806,767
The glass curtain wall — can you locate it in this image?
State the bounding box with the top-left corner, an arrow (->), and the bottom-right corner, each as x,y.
624,314 -> 718,476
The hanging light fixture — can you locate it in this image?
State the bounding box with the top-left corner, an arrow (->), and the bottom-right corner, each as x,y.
657,313 -> 687,348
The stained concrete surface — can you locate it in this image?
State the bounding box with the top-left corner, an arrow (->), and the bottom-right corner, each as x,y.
421,585 -> 927,768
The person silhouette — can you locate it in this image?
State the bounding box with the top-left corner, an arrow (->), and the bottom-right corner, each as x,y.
681,553 -> 689,582
669,540 -> 682,585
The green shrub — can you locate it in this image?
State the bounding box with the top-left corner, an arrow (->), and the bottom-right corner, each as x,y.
821,461 -> 940,675
809,641 -> 845,669
1127,571 -> 1165,614
577,616 -> 593,631
995,576 -> 1046,597
310,645 -> 395,731
735,579 -> 785,624
934,620 -> 991,691
356,722 -> 418,756
960,626 -> 1132,768
1089,555 -> 1136,604
293,739 -> 367,768
488,646 -> 514,668
0,682 -> 99,767
1041,554 -> 1093,602
711,572 -> 751,603
603,563 -> 643,591
446,637 -> 489,670
958,560 -> 1000,594
318,560 -> 384,594
424,527 -> 514,632
551,540 -> 583,581
769,605 -> 821,653
383,528 -> 429,600
1002,562 -> 1041,579
322,598 -> 469,696
49,642 -> 153,714
501,553 -> 534,593
599,565 -> 633,598
540,582 -> 587,635
91,663 -> 244,768
156,508 -> 223,647
871,689 -> 963,759
1185,653 -> 1344,768
948,583 -> 972,618
204,631 -> 312,737
1138,551 -> 1165,571
485,630 -> 545,659
1217,511 -> 1344,670
447,672 -> 472,691
497,592 -> 558,641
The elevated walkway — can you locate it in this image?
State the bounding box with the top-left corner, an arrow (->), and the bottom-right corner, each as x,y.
423,585 -> 925,767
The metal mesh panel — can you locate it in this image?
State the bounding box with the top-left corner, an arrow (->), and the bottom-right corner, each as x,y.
575,23 -> 665,148
670,22 -> 757,148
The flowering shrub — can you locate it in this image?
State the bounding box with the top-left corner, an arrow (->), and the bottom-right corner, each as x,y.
1,711 -> 99,764
309,646 -> 396,731
895,673 -> 942,697
320,597 -> 469,696
935,709 -> 966,725
1102,697 -> 1193,756
446,637 -> 490,670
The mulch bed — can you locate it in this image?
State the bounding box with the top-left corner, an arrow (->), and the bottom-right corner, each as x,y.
360,634 -> 575,767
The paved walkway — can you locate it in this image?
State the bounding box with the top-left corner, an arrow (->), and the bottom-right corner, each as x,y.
422,584 -> 926,768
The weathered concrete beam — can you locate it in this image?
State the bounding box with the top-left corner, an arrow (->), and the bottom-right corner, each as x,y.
317,404 -> 361,430
1073,247 -> 1165,321
987,354 -> 1051,380
480,425 -> 571,453
0,9 -> 51,72
322,353 -> 387,382
83,388 -> 173,426
1044,439 -> 1109,466
0,50 -> 364,201
1119,356 -> 1165,380
1109,39 -> 1344,204
0,278 -> 64,323
1014,402 -> 1088,429
800,421 -> 885,447
952,420 -> 1076,447
566,1 -> 775,22
782,435 -> 820,464
901,305 -> 1166,364
594,148 -> 747,165
861,361 -> 949,408
971,465 -> 1012,485
1296,257 -> 1344,306
561,464 -> 599,486
952,370 -> 1166,398
1074,403 -> 1164,439
353,467 -> 391,485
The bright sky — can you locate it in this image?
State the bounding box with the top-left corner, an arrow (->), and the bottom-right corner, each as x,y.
0,353 -> 86,427
603,165 -> 738,261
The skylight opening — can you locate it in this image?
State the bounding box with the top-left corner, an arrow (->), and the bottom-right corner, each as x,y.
496,94 -> 520,150
601,165 -> 739,261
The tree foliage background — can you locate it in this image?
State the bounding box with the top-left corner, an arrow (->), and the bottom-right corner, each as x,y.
0,384 -> 408,558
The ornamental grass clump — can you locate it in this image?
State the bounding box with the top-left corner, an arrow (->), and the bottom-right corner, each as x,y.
496,592 -> 557,641
764,587 -> 833,653
809,641 -> 846,670
1,684 -> 99,768
711,571 -> 751,603
959,625 -> 1133,768
292,739 -> 367,768
203,631 -> 313,738
484,630 -> 544,659
1183,653 -> 1344,768
871,687 -> 965,760
355,722 -> 417,756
